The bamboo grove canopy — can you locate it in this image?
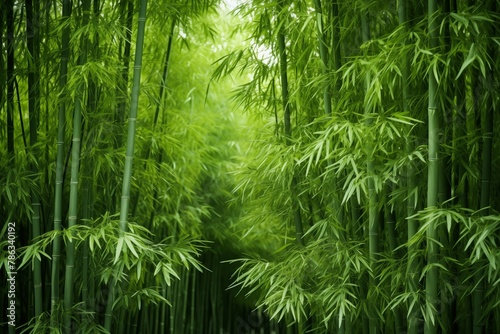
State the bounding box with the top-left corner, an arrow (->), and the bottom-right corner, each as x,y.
0,0 -> 499,333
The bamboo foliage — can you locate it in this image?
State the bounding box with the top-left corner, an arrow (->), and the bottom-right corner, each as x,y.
216,0 -> 500,333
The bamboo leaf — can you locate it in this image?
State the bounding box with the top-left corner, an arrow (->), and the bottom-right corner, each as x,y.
455,43 -> 476,79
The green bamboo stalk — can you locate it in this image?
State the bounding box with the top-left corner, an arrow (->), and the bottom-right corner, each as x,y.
277,3 -> 291,144
425,0 -> 439,333
104,0 -> 148,330
399,0 -> 421,332
63,1 -> 91,331
118,0 -> 147,233
6,0 -> 14,156
473,4 -> 495,330
81,174 -> 91,312
131,17 -> 176,218
361,11 -> 379,334
276,0 -> 304,246
330,0 -> 342,97
82,0 -> 100,316
190,269 -> 196,334
385,191 -> 404,333
160,284 -> 167,333
313,0 -> 331,115
452,34 -> 470,334
50,0 -> 71,328
115,0 -> 134,150
0,6 -> 4,120
168,280 -> 174,333
26,0 -> 43,318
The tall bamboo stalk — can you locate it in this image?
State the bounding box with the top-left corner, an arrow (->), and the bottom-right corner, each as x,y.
425,0 -> 439,333
26,0 -> 43,318
313,0 -> 331,115
0,5 -> 4,118
63,1 -> 91,331
473,2 -> 495,329
330,0 -> 341,94
115,0 -> 134,150
50,0 -> 71,327
131,17 -> 176,218
360,11 -> 379,334
6,0 -> 14,156
104,0 -> 148,330
276,0 -> 304,246
399,0 -> 421,332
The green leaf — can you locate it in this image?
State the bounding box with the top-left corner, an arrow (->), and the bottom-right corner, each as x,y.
456,43 -> 476,79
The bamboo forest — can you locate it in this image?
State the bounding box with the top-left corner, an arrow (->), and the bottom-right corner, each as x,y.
1,0 -> 500,333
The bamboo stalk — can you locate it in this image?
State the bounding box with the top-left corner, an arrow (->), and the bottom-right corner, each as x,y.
131,18 -> 176,218
330,0 -> 342,93
104,0 -> 148,330
313,0 -> 331,115
63,0 -> 91,331
0,6 -> 4,126
398,0 -> 421,332
360,10 -> 379,334
26,0 -> 43,318
425,0 -> 439,332
51,0 -> 71,327
6,0 -> 14,156
115,0 -> 134,151
276,0 -> 305,246
474,2 -> 495,329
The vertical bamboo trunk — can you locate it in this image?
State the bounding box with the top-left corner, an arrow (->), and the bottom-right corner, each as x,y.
26,0 -> 43,318
331,5 -> 348,329
81,0 -> 99,315
115,0 -> 134,150
330,1 -> 341,94
81,174 -> 91,312
104,0 -> 148,330
0,5 -> 4,120
474,2 -> 495,330
313,0 -> 331,115
6,0 -> 14,156
132,18 -> 176,218
118,0 -> 147,233
425,0 -> 439,333
385,187 -> 403,332
361,11 -> 379,334
276,0 -> 304,246
51,0 -> 71,327
399,0 -> 421,332
63,1 -> 91,331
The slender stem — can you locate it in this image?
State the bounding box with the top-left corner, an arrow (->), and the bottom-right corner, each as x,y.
63,1 -> 91,331
425,1 -> 439,333
51,0 -> 71,328
313,0 -> 331,115
361,11 -> 379,334
104,0 -> 148,330
26,0 -> 43,318
6,0 -> 15,156
473,1 -> 496,329
276,0 -> 304,246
